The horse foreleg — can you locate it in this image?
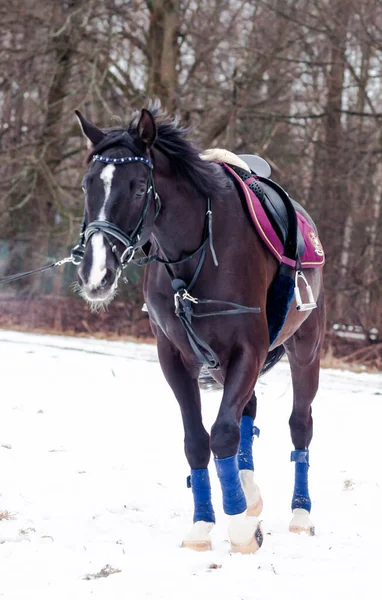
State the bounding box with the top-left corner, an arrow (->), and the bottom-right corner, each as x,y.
211,348 -> 264,554
284,299 -> 325,536
239,393 -> 263,517
157,335 -> 214,551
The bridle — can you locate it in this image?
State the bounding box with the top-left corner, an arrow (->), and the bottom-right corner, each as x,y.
74,153 -> 161,274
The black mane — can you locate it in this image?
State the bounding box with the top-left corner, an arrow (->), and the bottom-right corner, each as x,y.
90,107 -> 231,198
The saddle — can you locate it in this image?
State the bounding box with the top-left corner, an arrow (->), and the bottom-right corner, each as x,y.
201,149 -> 324,313
222,161 -> 324,271
222,158 -> 325,314
230,165 -> 305,260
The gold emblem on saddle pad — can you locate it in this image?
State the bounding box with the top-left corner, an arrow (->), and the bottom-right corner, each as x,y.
308,231 -> 324,256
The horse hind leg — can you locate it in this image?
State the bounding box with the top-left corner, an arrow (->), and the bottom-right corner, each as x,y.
284,295 -> 325,536
238,393 -> 263,517
287,358 -> 318,537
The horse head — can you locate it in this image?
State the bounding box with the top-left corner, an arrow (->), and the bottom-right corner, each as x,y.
74,109 -> 158,310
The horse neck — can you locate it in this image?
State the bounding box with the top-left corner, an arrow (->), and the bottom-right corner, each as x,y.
149,150 -> 270,292
151,152 -> 209,261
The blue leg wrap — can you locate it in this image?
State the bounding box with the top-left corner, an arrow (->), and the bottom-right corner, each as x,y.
238,416 -> 260,471
215,455 -> 247,515
291,450 -> 311,512
187,469 -> 215,523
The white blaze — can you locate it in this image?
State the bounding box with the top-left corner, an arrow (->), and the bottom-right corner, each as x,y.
88,164 -> 115,287
99,164 -> 115,220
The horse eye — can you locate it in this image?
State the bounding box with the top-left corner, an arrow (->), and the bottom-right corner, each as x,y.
136,186 -> 147,197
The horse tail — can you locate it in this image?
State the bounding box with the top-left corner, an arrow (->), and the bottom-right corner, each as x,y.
260,345 -> 285,376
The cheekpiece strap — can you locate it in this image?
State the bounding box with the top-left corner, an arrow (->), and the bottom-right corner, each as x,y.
93,154 -> 153,169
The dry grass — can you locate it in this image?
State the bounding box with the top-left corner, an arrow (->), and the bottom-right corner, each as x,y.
0,510 -> 16,521
321,345 -> 381,374
0,295 -> 153,341
343,478 -> 355,491
83,565 -> 122,580
0,296 -> 379,373
0,323 -> 156,345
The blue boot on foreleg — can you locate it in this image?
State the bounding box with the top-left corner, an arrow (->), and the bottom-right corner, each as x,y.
238,416 -> 263,517
182,468 -> 215,551
215,453 -> 263,553
289,449 -> 315,536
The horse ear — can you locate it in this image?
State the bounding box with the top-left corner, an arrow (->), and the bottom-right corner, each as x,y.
75,110 -> 106,147
137,109 -> 157,150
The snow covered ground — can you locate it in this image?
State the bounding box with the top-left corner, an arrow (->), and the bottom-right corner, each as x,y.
0,330 -> 381,599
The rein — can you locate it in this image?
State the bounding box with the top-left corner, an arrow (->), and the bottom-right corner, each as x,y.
0,244 -> 85,285
0,255 -> 77,284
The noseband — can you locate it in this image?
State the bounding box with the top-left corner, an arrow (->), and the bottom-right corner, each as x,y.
74,154 -> 161,272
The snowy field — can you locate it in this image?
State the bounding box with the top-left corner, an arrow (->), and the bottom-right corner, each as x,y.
0,330 -> 381,600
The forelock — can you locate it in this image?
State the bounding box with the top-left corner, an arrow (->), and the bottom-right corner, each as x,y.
86,130 -> 143,164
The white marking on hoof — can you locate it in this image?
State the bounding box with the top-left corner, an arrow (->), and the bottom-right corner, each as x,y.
181,520 -> 214,552
247,496 -> 263,518
239,470 -> 263,517
289,508 -> 315,536
228,510 -> 263,554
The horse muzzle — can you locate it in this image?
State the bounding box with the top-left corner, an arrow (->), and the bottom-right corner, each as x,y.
77,262 -> 119,302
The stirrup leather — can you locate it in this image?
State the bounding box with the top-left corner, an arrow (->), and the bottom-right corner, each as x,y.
294,270 -> 317,311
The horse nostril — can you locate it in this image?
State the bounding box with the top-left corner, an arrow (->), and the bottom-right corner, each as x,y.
100,276 -> 108,288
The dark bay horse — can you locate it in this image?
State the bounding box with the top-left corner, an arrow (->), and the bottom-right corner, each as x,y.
74,107 -> 326,554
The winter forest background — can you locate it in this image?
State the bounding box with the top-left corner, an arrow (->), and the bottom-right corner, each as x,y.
0,0 -> 381,365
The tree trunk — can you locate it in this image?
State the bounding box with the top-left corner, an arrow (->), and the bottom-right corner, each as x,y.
147,0 -> 180,112
321,0 -> 350,313
26,0 -> 84,294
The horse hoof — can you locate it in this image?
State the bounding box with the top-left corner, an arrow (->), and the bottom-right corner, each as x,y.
289,524 -> 315,536
289,508 -> 315,536
181,539 -> 212,552
247,496 -> 263,518
181,520 -> 214,552
230,523 -> 263,554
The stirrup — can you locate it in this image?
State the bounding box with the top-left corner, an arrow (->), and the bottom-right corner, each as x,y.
294,270 -> 317,312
